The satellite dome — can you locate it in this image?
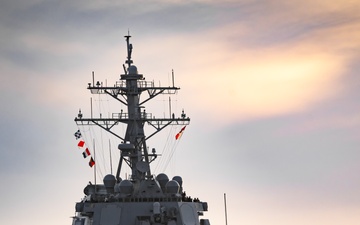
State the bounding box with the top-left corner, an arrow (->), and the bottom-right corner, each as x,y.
172,176 -> 183,187
119,180 -> 133,194
165,180 -> 180,194
128,65 -> 138,74
156,173 -> 169,188
103,174 -> 116,188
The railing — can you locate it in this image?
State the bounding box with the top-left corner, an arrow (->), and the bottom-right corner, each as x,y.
115,80 -> 154,88
112,112 -> 153,120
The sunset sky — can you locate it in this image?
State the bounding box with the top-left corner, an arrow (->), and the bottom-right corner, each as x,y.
1,0 -> 360,224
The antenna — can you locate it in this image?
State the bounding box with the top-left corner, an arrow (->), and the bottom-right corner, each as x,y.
124,32 -> 133,67
172,69 -> 175,87
169,97 -> 172,118
109,139 -> 113,175
123,64 -> 127,75
224,193 -> 228,225
90,97 -> 93,118
94,139 -> 96,193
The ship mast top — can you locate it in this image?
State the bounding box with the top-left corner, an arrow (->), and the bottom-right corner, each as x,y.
75,35 -> 190,184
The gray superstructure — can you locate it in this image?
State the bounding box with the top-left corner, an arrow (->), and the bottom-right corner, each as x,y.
72,35 -> 211,225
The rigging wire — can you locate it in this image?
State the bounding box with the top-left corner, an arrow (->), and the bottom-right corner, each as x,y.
162,131 -> 181,172
153,125 -> 185,174
95,91 -> 123,177
89,126 -> 104,180
104,81 -> 117,175
92,86 -> 126,178
97,93 -> 107,174
91,95 -> 106,178
153,125 -> 175,173
77,125 -> 104,181
152,84 -> 182,174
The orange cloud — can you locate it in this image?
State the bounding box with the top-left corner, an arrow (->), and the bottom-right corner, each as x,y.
159,1 -> 360,124
121,26 -> 352,125
182,43 -> 345,122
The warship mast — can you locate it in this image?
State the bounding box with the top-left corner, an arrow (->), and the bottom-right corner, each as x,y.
75,34 -> 189,182
72,34 -> 210,225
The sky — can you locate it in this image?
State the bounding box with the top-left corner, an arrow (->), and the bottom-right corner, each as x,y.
1,0 -> 360,224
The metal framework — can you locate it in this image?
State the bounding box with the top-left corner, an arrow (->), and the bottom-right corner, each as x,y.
75,35 -> 190,182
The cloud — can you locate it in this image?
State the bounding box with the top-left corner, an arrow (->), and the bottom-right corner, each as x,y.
166,32 -> 345,123
153,0 -> 360,124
